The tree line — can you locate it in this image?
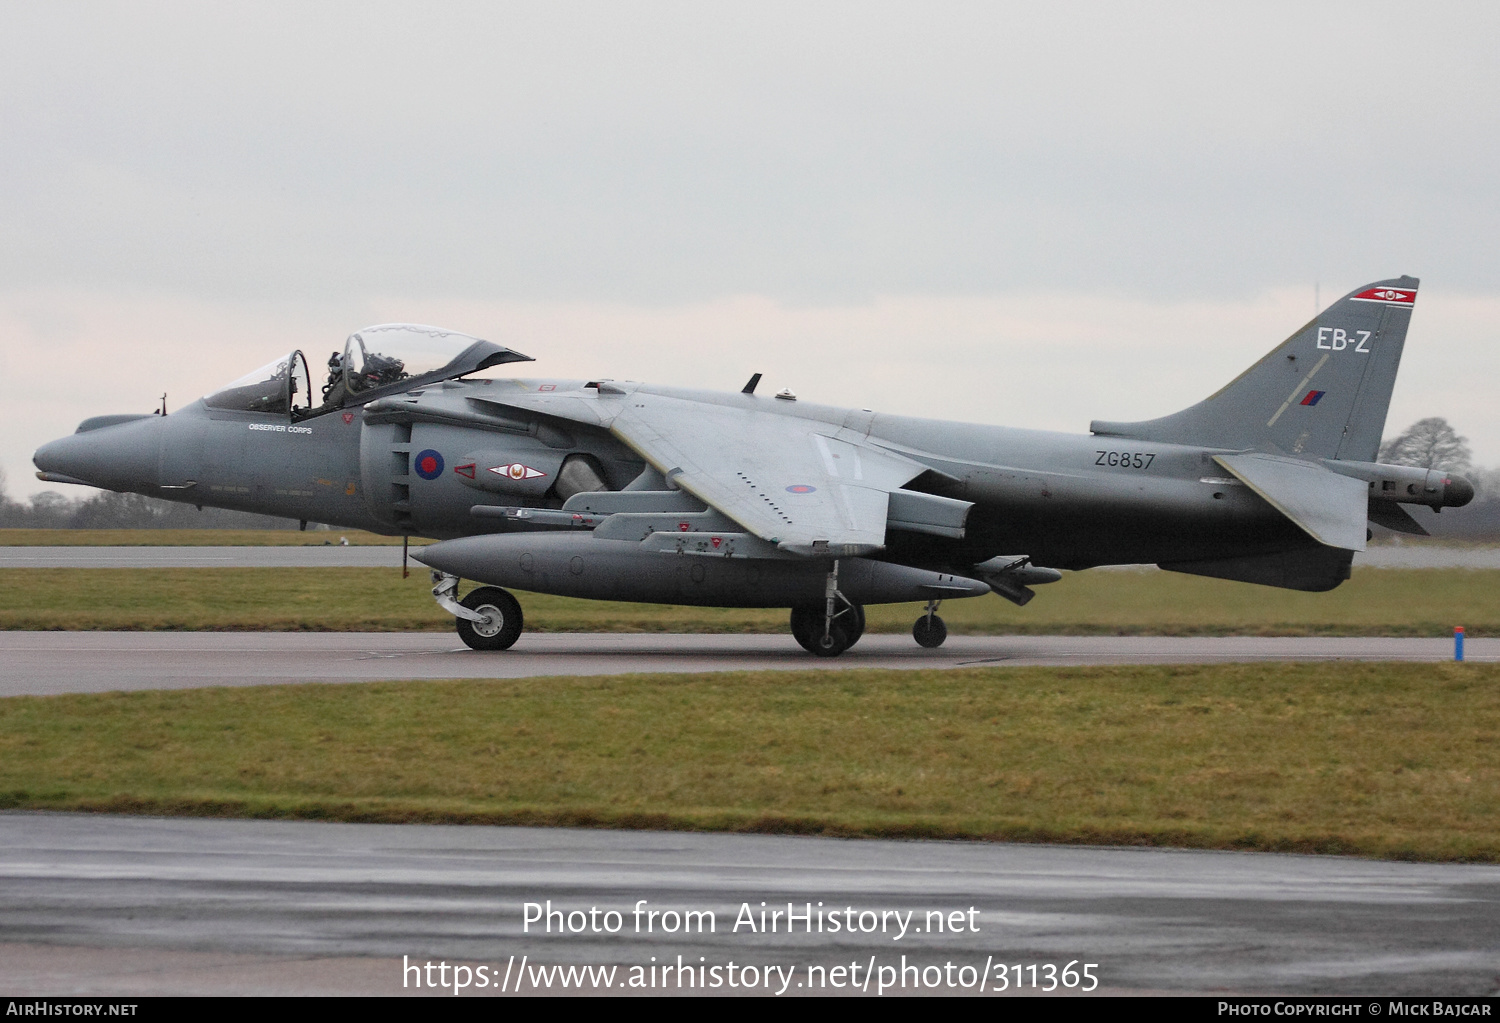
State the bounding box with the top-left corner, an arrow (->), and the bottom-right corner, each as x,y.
0,470 -> 302,530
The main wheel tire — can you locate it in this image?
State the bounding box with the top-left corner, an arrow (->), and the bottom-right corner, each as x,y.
912,614 -> 947,649
789,604 -> 821,653
810,620 -> 853,658
456,586 -> 524,651
844,602 -> 866,649
790,602 -> 864,653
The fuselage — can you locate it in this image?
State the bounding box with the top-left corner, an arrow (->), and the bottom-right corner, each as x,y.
35,374 -> 1304,573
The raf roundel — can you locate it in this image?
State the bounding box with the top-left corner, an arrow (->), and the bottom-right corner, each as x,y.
785,484 -> 817,494
414,449 -> 445,480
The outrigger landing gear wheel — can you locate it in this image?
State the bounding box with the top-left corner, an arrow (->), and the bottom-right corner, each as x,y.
912,614 -> 947,648
456,586 -> 524,651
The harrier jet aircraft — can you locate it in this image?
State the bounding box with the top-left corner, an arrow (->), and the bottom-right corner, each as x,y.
33,276 -> 1474,656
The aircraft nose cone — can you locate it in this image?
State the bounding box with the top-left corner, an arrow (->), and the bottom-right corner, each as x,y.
33,418 -> 162,492
32,434 -> 93,483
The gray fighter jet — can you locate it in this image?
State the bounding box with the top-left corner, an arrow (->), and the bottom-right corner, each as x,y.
33,277 -> 1474,655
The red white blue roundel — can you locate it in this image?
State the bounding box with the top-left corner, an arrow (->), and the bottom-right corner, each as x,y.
414,449 -> 445,480
785,484 -> 817,494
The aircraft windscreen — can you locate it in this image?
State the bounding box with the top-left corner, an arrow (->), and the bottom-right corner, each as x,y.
203,352 -> 311,415
343,324 -> 486,394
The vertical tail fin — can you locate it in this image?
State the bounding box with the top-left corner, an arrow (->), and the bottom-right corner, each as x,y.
1090,276 -> 1419,460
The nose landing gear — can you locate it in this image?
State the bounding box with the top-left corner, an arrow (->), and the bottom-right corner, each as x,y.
456,586 -> 524,650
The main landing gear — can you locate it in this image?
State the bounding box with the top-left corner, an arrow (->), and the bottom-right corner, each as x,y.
790,601 -> 865,657
787,565 -> 951,657
433,572 -> 524,651
789,560 -> 866,658
913,598 -> 947,648
792,561 -> 876,657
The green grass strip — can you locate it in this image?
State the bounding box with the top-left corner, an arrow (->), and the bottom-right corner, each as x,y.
3,662 -> 1498,861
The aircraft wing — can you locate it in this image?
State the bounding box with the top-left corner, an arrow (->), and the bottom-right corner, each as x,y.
470,387 -> 932,555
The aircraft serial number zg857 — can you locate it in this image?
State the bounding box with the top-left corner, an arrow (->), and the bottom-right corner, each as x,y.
1095,451 -> 1156,469
31,275 -> 1477,657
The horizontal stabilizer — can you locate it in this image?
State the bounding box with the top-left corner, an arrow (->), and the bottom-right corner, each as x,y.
1214,453 -> 1368,552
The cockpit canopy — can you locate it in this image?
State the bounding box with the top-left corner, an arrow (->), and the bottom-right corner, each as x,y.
203,352 -> 312,416
344,324 -> 490,394
204,324 -> 533,417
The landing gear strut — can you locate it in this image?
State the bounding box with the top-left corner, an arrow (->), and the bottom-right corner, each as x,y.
913,598 -> 947,648
789,561 -> 864,657
432,571 -> 524,651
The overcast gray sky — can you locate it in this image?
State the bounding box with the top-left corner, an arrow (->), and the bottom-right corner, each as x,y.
4,1 -> 1498,497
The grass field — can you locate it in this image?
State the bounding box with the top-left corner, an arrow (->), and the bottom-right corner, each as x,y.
0,528 -> 426,546
0,566 -> 1493,635
2,662 -> 1496,861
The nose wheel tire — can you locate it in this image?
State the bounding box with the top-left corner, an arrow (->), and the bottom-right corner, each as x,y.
912,614 -> 947,648
456,586 -> 524,651
789,602 -> 864,655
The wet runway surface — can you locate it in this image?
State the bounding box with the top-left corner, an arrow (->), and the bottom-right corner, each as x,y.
3,813 -> 1498,996
4,544 -> 1499,569
1,631 -> 1492,696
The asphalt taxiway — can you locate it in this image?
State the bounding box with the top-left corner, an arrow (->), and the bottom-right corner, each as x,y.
2,812 -> 1497,996
1,631 -> 1492,696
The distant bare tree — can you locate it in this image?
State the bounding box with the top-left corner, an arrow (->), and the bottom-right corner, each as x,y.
1379,417 -> 1473,472
1473,466 -> 1500,501
0,472 -> 299,530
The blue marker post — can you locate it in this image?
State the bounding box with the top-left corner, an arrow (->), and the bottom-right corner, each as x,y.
1455,626 -> 1466,662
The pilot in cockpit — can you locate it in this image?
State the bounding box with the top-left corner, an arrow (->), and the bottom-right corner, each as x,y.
315,343 -> 408,414
320,350 -> 348,410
